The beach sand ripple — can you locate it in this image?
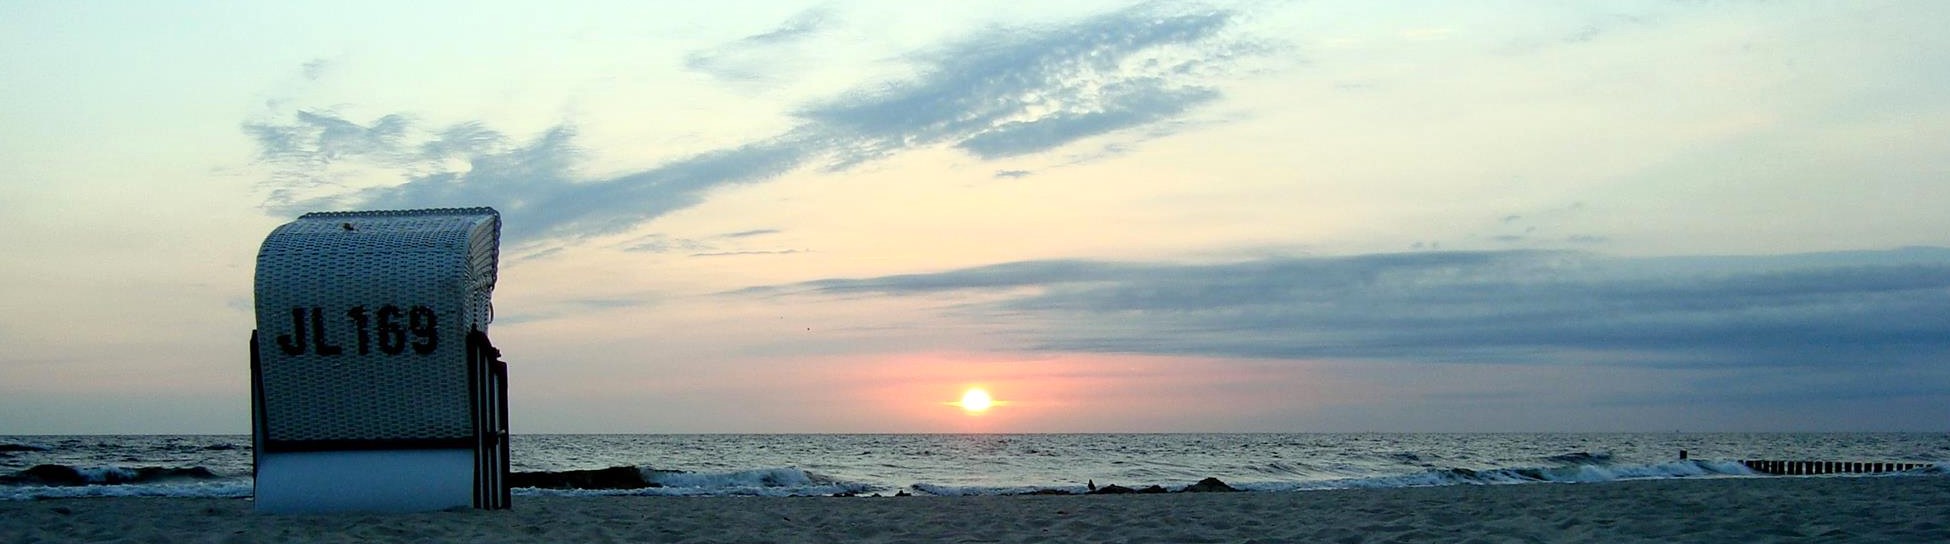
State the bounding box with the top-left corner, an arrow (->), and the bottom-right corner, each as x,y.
5,476 -> 1947,543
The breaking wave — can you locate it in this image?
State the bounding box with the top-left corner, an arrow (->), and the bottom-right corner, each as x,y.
0,464 -> 249,501
511,466 -> 877,497
1,464 -> 223,487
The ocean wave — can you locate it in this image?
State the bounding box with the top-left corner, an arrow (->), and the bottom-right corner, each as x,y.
1246,460 -> 1317,476
510,466 -> 877,497
1543,451 -> 1614,465
1239,459 -> 1760,492
1385,451 -> 1422,463
647,467 -> 827,489
0,464 -> 223,487
912,460 -> 1767,496
0,442 -> 51,453
0,464 -> 246,501
911,483 -> 1090,497
4,458 -> 1942,501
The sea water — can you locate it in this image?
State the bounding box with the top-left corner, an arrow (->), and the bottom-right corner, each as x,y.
3,433 -> 1946,500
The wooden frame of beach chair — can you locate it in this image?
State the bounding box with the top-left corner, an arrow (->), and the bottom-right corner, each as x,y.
250,208 -> 510,513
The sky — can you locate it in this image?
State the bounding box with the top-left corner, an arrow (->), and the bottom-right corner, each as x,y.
3,0 -> 1949,434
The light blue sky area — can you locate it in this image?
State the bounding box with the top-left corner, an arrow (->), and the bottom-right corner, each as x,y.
2,1 -> 1947,433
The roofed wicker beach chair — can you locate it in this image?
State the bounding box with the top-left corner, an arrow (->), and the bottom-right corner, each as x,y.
250,208 -> 509,513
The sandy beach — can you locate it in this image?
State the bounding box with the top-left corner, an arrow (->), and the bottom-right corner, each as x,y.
6,476 -> 1946,543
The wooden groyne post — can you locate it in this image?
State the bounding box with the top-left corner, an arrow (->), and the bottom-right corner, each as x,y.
1739,460 -> 1930,475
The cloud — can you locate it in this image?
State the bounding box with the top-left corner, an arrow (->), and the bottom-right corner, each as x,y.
493,296 -> 657,325
1559,13 -> 1651,45
1492,10 -> 1660,56
249,4 -> 1256,245
684,7 -> 836,84
993,170 -> 1033,179
300,58 -> 331,81
799,6 -> 1238,165
243,112 -> 539,207
757,259 -> 1136,296
749,247 -> 1950,371
691,249 -> 805,257
623,234 -> 714,254
623,229 -> 798,257
955,85 -> 1220,159
245,111 -> 411,176
1471,203 -> 1605,249
252,114 -> 809,242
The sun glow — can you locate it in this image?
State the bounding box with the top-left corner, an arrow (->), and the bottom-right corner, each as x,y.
956,387 -> 995,414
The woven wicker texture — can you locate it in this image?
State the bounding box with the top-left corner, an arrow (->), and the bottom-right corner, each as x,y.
254,208 -> 500,443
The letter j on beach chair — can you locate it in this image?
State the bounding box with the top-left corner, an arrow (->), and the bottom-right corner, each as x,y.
250,208 -> 510,513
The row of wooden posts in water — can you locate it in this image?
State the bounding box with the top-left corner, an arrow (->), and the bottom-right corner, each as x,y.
1739,460 -> 1930,475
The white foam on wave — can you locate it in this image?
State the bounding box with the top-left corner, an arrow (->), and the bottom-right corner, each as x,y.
515,467 -> 877,497
910,483 -> 1092,496
1591,460 -> 1756,480
648,467 -> 819,489
1233,459 -> 1761,492
516,484 -> 870,498
908,460 -> 1772,496
72,466 -> 139,484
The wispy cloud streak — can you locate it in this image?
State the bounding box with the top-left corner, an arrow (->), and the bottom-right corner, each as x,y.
624,228 -> 796,257
798,7 -> 1234,165
751,248 -> 1950,371
247,4 -> 1252,244
685,7 -> 835,84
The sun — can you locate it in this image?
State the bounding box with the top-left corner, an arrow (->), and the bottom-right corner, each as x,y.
956,387 -> 995,414
945,386 -> 1007,415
